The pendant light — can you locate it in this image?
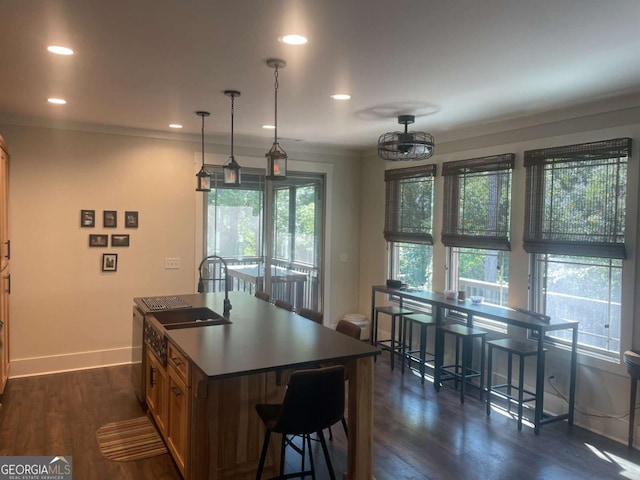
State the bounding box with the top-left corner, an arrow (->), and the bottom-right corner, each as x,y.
265,59 -> 287,180
223,90 -> 242,186
195,111 -> 212,192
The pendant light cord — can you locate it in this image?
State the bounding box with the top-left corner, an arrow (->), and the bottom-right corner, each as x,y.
273,65 -> 279,143
201,114 -> 205,167
230,94 -> 235,157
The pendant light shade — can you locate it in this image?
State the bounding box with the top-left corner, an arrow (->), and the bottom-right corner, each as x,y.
265,59 -> 287,180
223,90 -> 242,186
196,111 -> 212,192
378,115 -> 435,162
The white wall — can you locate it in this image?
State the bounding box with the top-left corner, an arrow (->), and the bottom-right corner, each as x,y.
2,123 -> 361,377
358,104 -> 640,445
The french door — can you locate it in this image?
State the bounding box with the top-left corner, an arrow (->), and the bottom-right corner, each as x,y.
203,168 -> 324,311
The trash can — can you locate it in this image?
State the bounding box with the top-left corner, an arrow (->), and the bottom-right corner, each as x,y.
342,313 -> 370,341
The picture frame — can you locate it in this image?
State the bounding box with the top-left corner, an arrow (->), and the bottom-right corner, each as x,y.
102,253 -> 118,272
103,210 -> 117,228
89,234 -> 108,247
125,211 -> 138,228
81,209 -> 95,228
111,234 -> 130,247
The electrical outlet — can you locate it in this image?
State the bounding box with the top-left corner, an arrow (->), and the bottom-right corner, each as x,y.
164,258 -> 180,269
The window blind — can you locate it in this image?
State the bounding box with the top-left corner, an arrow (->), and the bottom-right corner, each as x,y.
442,153 -> 514,250
523,137 -> 630,259
384,164 -> 436,244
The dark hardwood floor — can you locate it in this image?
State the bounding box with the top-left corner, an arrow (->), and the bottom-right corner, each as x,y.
1,356 -> 639,479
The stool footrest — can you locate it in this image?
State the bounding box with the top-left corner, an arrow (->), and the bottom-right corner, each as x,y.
440,365 -> 482,381
489,384 -> 537,404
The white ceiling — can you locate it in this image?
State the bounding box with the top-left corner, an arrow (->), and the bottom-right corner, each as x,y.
2,0 -> 640,151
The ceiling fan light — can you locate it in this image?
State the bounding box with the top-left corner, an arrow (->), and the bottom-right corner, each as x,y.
377,115 -> 435,161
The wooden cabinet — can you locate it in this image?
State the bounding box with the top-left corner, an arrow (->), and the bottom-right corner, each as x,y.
167,365 -> 189,476
145,340 -> 191,478
167,341 -> 190,476
145,350 -> 168,436
0,135 -> 9,398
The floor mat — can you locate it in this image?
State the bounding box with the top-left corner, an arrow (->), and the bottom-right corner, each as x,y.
96,416 -> 167,462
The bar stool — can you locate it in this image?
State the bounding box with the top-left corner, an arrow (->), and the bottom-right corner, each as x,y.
624,350 -> 640,447
436,323 -> 488,403
401,313 -> 436,384
372,305 -> 413,371
486,338 -> 546,431
255,365 -> 344,480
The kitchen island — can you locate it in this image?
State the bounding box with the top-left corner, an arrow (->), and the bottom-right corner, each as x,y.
134,291 -> 379,480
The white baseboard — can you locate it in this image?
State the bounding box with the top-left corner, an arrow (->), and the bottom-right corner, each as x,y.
9,347 -> 133,378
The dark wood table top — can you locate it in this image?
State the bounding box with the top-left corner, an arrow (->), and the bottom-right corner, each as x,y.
136,292 -> 379,379
372,285 -> 578,333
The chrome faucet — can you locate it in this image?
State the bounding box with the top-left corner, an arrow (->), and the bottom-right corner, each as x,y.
197,255 -> 232,317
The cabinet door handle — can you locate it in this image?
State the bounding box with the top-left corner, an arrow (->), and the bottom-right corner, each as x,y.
170,357 -> 182,366
149,366 -> 156,386
5,274 -> 9,295
4,240 -> 9,260
171,386 -> 182,397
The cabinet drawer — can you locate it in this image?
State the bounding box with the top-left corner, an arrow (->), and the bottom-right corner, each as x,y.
167,342 -> 190,385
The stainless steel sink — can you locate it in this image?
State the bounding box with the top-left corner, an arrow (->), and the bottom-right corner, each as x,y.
150,307 -> 231,330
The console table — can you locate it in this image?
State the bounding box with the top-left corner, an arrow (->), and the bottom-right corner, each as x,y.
371,285 -> 578,434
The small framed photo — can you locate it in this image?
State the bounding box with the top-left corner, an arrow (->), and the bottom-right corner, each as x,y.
89,234 -> 108,247
111,234 -> 130,247
125,211 -> 138,228
81,209 -> 95,228
103,210 -> 117,228
102,253 -> 118,272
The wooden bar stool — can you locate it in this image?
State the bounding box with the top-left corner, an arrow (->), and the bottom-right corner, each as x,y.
401,313 -> 436,384
436,323 -> 487,403
486,338 -> 546,431
624,350 -> 640,448
372,305 -> 413,371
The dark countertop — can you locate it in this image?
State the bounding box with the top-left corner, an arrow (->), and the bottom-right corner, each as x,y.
136,292 -> 380,379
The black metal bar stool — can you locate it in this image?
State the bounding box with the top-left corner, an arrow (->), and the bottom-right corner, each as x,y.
436,323 -> 487,403
624,350 -> 640,448
372,305 -> 413,370
401,313 -> 436,384
486,338 -> 547,431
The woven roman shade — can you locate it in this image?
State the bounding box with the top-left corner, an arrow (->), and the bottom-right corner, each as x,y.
523,138 -> 630,259
441,154 -> 514,250
384,164 -> 436,244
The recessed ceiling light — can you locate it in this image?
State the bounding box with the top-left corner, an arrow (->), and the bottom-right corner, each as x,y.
330,94 -> 351,100
279,34 -> 308,45
47,98 -> 67,105
47,45 -> 74,55
169,124 -> 183,129
262,124 -> 276,130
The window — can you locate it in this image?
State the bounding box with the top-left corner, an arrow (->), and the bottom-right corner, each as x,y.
524,138 -> 630,358
442,154 -> 514,317
384,164 -> 436,291
206,172 -> 264,259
